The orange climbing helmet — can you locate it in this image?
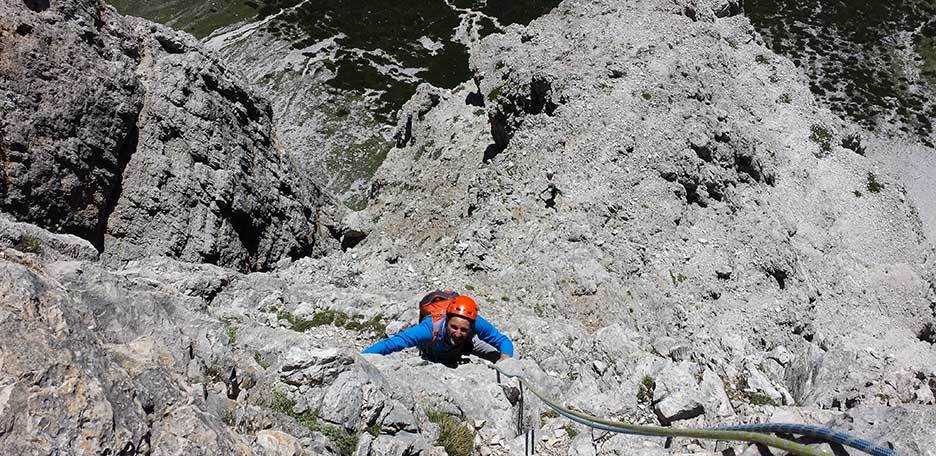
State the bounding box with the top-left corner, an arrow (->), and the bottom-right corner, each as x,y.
446,295 -> 478,321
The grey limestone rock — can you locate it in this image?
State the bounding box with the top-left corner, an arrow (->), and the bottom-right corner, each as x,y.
0,212 -> 99,261
652,362 -> 705,424
3,0 -> 936,454
358,0 -> 936,451
0,0 -> 142,245
256,430 -> 304,456
0,0 -> 332,272
0,254 -> 249,455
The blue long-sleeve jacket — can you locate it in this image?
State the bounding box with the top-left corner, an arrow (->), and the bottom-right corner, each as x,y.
362,315 -> 514,358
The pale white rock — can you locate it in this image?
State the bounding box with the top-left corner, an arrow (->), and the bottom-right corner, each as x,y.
256,430 -> 303,456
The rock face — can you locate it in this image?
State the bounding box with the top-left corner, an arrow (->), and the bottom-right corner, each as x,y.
1,0 -> 142,245
0,250 -> 250,455
2,0 -> 936,455
0,0 -> 332,272
358,0 -> 936,452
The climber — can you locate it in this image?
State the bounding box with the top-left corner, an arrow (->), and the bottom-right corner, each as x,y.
362,292 -> 514,365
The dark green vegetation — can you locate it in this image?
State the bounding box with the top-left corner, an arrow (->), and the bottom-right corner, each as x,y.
109,0 -> 257,38
867,172 -> 884,193
636,375 -> 656,404
746,0 -> 936,145
159,0 -> 558,123
13,235 -> 42,254
809,124 -> 833,157
257,0 -> 560,119
744,391 -> 779,406
427,410 -> 475,456
111,0 -> 560,117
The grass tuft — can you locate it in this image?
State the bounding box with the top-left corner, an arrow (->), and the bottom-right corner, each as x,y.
637,375 -> 656,404
14,235 -> 42,254
427,410 -> 475,456
225,325 -> 237,347
810,124 -> 833,157
866,172 -> 883,193
270,386 -> 359,455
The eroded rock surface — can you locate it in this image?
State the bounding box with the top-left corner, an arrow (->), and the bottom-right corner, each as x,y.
0,0 -> 332,272
1,0 -> 935,455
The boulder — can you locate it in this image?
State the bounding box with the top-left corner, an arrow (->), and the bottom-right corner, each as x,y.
256,430 -> 303,456
653,363 -> 705,424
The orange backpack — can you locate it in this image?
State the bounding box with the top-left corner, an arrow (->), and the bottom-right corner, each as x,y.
418,290 -> 460,350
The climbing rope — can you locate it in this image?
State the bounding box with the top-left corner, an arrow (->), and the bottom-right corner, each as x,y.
489,363 -> 899,456
715,423 -> 896,456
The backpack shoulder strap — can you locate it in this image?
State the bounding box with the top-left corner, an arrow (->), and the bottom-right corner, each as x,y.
430,315 -> 446,344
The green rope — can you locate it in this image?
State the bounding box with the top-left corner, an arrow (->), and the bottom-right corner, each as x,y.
489,363 -> 833,456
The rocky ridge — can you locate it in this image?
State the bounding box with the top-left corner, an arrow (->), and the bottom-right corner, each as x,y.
1,0 -> 935,455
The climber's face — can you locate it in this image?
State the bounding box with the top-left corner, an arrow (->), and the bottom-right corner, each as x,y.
446,315 -> 472,346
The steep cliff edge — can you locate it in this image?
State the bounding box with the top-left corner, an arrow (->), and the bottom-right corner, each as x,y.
0,0 -> 334,272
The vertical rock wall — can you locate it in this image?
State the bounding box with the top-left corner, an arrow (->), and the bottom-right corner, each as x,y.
0,0 -> 334,272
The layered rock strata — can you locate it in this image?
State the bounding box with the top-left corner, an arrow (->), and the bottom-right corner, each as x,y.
0,0 -> 333,272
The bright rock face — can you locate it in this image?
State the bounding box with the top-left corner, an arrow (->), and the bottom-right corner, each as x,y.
1,0 -> 935,455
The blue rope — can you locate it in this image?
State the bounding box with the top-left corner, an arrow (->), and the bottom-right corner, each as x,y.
489,363 -> 900,455
715,423 -> 896,456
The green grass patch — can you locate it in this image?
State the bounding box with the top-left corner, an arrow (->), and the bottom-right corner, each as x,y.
297,414 -> 359,455
810,124 -> 833,157
277,308 -> 318,332
669,269 -> 686,286
563,423 -> 579,438
489,84 -> 505,101
866,172 -> 883,193
276,308 -> 386,338
270,387 -> 296,416
637,375 -> 656,404
253,352 -> 271,369
14,235 -> 42,254
427,410 -> 475,456
225,325 -> 237,347
744,392 -> 779,406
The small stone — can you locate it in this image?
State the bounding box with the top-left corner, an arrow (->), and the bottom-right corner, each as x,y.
592,360 -> 608,375
653,363 -> 706,424
914,383 -> 935,405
